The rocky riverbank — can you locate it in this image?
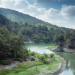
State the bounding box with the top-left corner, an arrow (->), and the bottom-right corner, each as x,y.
52,47 -> 75,53
0,61 -> 21,70
64,48 -> 75,53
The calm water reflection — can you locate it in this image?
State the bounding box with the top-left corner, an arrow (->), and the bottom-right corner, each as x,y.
57,52 -> 75,75
26,44 -> 54,54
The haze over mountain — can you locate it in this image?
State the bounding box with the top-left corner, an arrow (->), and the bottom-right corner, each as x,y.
0,0 -> 75,29
0,8 -> 52,25
0,14 -> 10,25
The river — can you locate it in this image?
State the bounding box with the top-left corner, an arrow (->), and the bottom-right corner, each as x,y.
57,52 -> 75,75
26,44 -> 75,75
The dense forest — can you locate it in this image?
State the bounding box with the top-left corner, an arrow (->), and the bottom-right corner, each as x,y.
0,10 -> 75,45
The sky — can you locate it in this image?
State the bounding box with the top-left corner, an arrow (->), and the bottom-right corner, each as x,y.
0,0 -> 75,29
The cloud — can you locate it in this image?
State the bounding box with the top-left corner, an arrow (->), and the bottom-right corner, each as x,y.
61,5 -> 75,18
36,5 -> 75,28
0,0 -> 75,29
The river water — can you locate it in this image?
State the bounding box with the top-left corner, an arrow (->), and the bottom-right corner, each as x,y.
26,44 -> 75,75
57,52 -> 75,75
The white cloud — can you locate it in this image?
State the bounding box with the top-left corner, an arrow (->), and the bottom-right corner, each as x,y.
61,5 -> 75,18
37,5 -> 75,29
0,0 -> 75,29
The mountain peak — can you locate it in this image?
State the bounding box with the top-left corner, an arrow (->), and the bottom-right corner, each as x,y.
0,8 -> 51,25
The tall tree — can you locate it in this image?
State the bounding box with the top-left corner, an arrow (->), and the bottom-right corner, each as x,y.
57,35 -> 65,52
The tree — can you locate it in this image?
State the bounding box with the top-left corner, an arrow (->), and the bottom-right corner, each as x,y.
57,35 -> 65,52
0,27 -> 26,61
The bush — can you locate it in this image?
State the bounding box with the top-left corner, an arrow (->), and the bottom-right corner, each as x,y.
50,54 -> 54,58
38,54 -> 50,64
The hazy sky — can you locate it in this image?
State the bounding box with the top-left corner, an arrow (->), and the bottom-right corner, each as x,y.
0,0 -> 75,29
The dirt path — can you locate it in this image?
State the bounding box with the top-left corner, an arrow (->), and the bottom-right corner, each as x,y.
0,61 -> 20,70
36,58 -> 66,75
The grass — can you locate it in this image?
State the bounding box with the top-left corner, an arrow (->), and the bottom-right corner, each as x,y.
0,44 -> 60,75
48,55 -> 61,71
0,55 -> 61,75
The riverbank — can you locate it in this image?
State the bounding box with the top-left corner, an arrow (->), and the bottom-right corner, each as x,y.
42,56 -> 66,75
0,55 -> 62,75
64,48 -> 75,53
35,55 -> 66,75
52,57 -> 66,75
0,44 -> 66,75
52,47 -> 75,53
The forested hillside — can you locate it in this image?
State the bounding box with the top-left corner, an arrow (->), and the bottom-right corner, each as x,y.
0,8 -> 75,47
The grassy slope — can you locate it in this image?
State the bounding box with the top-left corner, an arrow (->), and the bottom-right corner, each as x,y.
0,44 -> 60,75
0,55 -> 61,75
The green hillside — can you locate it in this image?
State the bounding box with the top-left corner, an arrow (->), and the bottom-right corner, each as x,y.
0,8 -> 75,45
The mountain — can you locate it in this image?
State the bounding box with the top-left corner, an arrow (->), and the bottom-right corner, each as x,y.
0,8 -> 75,44
0,14 -> 10,26
0,8 -> 53,26
0,8 -> 66,31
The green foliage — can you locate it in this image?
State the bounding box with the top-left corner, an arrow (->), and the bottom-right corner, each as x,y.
35,53 -> 51,64
0,8 -> 75,49
0,27 -> 28,63
51,54 -> 54,58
